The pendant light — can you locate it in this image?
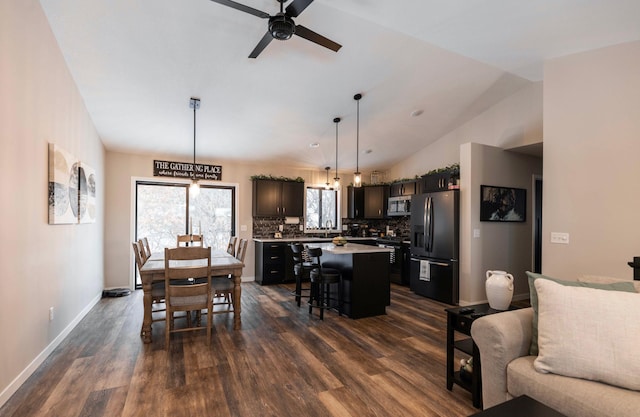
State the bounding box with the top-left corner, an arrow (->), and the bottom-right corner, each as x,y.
353,93 -> 362,187
189,97 -> 201,197
333,117 -> 341,188
324,166 -> 331,190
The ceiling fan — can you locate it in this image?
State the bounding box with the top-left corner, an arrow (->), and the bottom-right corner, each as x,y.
210,0 -> 342,58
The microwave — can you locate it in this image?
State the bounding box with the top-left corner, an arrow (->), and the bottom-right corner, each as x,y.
387,196 -> 411,216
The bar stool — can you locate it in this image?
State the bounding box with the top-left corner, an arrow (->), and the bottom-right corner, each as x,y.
306,247 -> 343,320
290,243 -> 312,307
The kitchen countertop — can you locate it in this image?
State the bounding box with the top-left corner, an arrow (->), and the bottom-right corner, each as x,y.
252,237 -> 377,243
306,242 -> 393,254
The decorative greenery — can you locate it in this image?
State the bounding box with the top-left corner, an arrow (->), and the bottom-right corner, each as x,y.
388,163 -> 460,184
423,163 -> 460,177
250,174 -> 304,182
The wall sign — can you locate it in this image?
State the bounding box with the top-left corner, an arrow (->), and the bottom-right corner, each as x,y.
153,160 -> 222,181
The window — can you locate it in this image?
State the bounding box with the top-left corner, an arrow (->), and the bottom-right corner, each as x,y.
134,181 -> 235,287
305,186 -> 338,231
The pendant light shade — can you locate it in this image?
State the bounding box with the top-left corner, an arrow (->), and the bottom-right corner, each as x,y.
353,93 -> 362,187
189,97 -> 200,197
324,166 -> 331,190
333,117 -> 341,188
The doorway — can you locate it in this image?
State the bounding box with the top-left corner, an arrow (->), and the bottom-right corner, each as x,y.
533,176 -> 543,273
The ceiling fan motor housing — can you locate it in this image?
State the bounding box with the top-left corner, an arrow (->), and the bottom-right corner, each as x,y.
269,14 -> 295,40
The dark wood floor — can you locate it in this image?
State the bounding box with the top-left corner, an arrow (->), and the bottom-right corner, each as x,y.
0,283 -> 478,417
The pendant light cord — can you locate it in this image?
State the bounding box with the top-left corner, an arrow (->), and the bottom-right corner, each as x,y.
193,103 -> 197,177
356,98 -> 359,173
334,117 -> 340,182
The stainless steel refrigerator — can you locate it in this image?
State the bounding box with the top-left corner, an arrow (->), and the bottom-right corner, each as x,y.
409,190 -> 459,304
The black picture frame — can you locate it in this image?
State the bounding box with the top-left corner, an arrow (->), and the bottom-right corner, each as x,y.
480,185 -> 526,222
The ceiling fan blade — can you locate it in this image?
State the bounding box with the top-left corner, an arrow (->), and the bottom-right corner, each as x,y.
294,25 -> 341,52
249,31 -> 274,58
209,0 -> 270,19
285,0 -> 314,17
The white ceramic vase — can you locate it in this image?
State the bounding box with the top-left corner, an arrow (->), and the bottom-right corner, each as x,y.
485,270 -> 514,310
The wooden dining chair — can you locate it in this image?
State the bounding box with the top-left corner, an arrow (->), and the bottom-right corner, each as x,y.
133,242 -> 164,335
211,238 -> 247,312
142,237 -> 152,259
236,238 -> 248,263
164,246 -> 212,347
176,234 -> 203,247
226,236 -> 238,256
191,234 -> 204,246
138,239 -> 150,263
176,234 -> 191,247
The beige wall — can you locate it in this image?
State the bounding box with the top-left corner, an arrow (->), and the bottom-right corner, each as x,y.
460,143 -> 542,304
105,151 -> 341,289
0,0 -> 105,404
387,82 -> 542,181
542,41 -> 640,279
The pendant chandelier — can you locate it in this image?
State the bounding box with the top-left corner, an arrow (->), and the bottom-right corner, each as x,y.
324,166 -> 331,190
353,93 -> 362,187
189,97 -> 201,197
333,117 -> 341,188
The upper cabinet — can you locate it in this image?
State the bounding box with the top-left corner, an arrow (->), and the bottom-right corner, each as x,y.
252,179 -> 304,217
347,185 -> 388,219
419,163 -> 460,193
347,186 -> 365,219
364,185 -> 388,219
421,172 -> 451,193
389,180 -> 418,197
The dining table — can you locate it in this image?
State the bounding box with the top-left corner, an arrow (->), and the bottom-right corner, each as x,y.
138,248 -> 244,343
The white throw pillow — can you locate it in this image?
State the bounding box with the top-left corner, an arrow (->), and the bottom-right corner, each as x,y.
534,279 -> 640,391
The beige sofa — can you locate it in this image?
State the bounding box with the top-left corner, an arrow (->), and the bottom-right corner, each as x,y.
471,275 -> 640,417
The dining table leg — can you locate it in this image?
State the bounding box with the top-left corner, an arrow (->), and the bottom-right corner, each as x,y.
141,274 -> 153,343
233,272 -> 242,329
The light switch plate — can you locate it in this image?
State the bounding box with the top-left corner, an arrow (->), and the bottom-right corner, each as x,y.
473,228 -> 480,238
550,232 -> 569,244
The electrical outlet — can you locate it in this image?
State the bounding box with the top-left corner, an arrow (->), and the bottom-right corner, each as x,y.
473,228 -> 480,238
240,224 -> 247,232
49,307 -> 54,321
278,224 -> 284,232
299,225 -> 303,231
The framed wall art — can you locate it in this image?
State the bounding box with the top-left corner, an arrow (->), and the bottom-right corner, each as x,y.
48,143 -> 97,224
78,162 -> 96,224
48,143 -> 79,224
480,185 -> 526,222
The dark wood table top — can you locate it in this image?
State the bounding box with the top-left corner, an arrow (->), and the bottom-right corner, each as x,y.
468,395 -> 567,417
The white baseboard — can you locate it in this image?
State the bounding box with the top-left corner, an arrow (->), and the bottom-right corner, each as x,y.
0,293 -> 102,408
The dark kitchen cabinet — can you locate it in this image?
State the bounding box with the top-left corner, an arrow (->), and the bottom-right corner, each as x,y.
421,173 -> 451,193
255,241 -> 294,285
252,179 -> 304,217
347,186 -> 365,219
390,180 -> 418,197
364,185 -> 388,219
347,185 -> 388,219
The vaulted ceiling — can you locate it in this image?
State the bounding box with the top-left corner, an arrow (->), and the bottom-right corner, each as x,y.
40,0 -> 640,171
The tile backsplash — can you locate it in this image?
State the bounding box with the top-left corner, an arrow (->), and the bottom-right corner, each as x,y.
252,217 -> 410,239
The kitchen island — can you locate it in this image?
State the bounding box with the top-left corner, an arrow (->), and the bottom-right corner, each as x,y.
253,237 -> 377,285
306,242 -> 392,319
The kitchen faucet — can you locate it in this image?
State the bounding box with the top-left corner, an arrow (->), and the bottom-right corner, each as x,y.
325,219 -> 332,237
